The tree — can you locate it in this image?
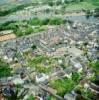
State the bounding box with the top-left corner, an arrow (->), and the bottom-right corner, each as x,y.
89,61 -> 99,75
86,10 -> 92,19
61,4 -> 66,14
31,45 -> 37,50
0,59 -> 12,78
72,72 -> 80,83
49,18 -> 63,25
45,9 -> 50,14
56,0 -> 62,6
41,18 -> 49,25
29,18 -> 42,25
83,90 -> 95,100
25,26 -> 33,35
80,0 -> 84,2
64,0 -> 71,4
75,90 -> 87,100
50,78 -> 75,96
48,1 -> 54,6
15,29 -> 23,37
28,95 -> 35,100
94,8 -> 99,17
76,94 -> 86,100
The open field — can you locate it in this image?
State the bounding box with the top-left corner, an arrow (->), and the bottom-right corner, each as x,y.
65,0 -> 99,11
0,33 -> 16,41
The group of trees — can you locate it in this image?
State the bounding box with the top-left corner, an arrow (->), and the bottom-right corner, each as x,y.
94,8 -> 99,17
28,18 -> 66,25
0,3 -> 33,16
0,20 -> 45,37
86,8 -> 99,18
47,0 -> 85,6
0,17 -> 67,37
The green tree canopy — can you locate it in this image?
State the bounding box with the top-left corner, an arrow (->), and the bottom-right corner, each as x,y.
49,18 -> 64,25
89,61 -> 99,74
50,78 -> 75,96
0,59 -> 12,78
72,72 -> 81,83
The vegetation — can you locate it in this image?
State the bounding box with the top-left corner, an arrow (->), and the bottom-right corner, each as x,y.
15,25 -> 45,37
88,61 -> 99,85
28,55 -> 55,73
0,0 -> 98,17
72,72 -> 81,83
0,59 -> 12,78
31,45 -> 37,50
94,8 -> 99,17
82,90 -> 96,100
28,95 -> 35,100
50,78 -> 75,96
0,3 -> 35,16
29,55 -> 48,65
89,61 -> 99,75
0,3 -> 39,16
62,0 -> 99,11
48,18 -> 65,25
75,86 -> 96,100
0,17 -> 66,37
86,10 -> 93,18
28,18 -> 66,25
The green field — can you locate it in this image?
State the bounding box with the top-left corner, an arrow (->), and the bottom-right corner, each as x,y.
65,0 -> 99,11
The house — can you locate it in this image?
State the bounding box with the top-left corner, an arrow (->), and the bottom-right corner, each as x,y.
84,83 -> 90,90
0,91 -> 4,100
18,88 -> 29,98
35,73 -> 49,83
2,87 -> 15,97
3,55 -> 13,63
46,87 -> 57,94
0,82 -> 16,99
12,75 -> 24,85
73,63 -> 82,72
70,58 -> 83,72
0,78 -> 8,84
89,82 -> 99,94
64,67 -> 72,78
35,96 -> 43,100
67,46 -> 83,57
64,93 -> 76,100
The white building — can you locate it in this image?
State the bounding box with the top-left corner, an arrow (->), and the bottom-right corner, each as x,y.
35,73 -> 49,83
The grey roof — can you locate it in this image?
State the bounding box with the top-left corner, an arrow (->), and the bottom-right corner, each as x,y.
64,67 -> 72,74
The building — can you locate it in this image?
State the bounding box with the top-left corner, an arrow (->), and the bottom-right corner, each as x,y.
64,93 -> 76,100
35,73 -> 49,83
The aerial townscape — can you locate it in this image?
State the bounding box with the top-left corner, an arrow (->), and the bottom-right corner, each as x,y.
0,0 -> 99,100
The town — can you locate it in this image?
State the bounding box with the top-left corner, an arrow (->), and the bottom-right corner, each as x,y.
0,0 -> 99,100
